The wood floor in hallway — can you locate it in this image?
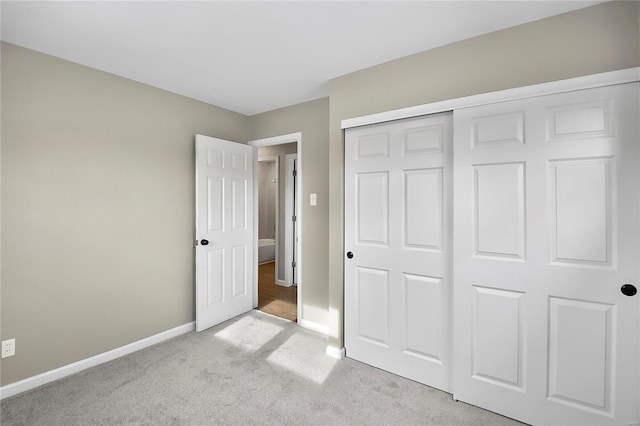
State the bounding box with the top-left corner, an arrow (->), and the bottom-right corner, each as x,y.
257,261 -> 297,322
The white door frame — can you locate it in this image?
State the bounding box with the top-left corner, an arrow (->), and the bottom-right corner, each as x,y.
249,132 -> 302,323
257,155 -> 279,277
284,153 -> 298,286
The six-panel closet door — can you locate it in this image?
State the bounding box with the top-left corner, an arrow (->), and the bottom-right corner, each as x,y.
452,83 -> 639,425
344,113 -> 453,392
344,82 -> 639,426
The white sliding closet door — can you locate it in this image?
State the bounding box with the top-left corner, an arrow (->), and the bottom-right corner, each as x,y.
452,83 -> 639,425
345,113 -> 452,392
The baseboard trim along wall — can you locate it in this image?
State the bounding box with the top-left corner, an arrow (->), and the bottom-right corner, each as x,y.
0,321 -> 195,400
298,318 -> 329,336
325,345 -> 346,360
275,279 -> 290,287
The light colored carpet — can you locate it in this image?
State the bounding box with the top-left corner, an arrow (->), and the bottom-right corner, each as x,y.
1,311 -> 522,425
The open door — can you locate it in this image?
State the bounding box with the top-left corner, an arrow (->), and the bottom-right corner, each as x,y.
195,134 -> 255,332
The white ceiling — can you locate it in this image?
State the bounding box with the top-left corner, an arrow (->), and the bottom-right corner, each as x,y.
1,1 -> 601,116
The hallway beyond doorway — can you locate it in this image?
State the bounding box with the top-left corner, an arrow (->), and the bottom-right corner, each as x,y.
257,262 -> 297,321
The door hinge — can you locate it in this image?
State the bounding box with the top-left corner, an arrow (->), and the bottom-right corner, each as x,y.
292,215 -> 296,222
292,261 -> 296,268
293,169 -> 297,177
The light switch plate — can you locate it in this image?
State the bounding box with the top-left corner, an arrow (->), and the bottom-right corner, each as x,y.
310,193 -> 317,206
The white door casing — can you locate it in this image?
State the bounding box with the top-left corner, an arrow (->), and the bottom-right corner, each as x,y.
452,83 -> 639,425
344,113 -> 453,392
285,154 -> 298,286
258,155 -> 279,277
195,134 -> 255,332
247,132 -> 306,329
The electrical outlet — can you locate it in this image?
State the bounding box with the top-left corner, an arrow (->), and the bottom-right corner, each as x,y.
2,339 -> 15,358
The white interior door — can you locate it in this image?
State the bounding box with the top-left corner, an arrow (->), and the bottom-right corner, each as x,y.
452,83 -> 639,425
196,134 -> 255,332
344,113 -> 453,391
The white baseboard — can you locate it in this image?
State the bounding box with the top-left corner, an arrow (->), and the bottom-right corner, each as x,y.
326,345 -> 346,360
275,279 -> 292,287
0,321 -> 195,400
298,318 -> 328,336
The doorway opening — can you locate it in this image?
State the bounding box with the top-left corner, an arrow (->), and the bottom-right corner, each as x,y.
250,134 -> 301,322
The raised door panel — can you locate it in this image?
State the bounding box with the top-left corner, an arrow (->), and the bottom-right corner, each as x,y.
402,124 -> 444,155
231,152 -> 247,171
549,158 -> 611,266
404,168 -> 443,251
547,100 -> 611,142
207,249 -> 224,305
232,245 -> 247,298
356,267 -> 389,346
548,297 -> 613,414
207,147 -> 225,169
232,178 -> 247,230
356,172 -> 389,246
472,286 -> 525,390
472,112 -> 525,147
474,162 -> 526,260
403,274 -> 443,362
357,133 -> 389,159
207,177 -> 224,232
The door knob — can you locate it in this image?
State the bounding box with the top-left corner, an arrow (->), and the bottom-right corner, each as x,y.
200,239 -> 209,246
346,251 -> 353,259
621,284 -> 637,296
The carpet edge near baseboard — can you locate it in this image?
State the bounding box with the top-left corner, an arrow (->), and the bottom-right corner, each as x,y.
0,321 -> 195,401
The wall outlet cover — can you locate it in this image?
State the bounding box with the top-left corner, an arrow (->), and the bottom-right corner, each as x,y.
2,339 -> 16,358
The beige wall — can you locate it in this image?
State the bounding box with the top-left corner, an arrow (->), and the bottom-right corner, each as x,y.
327,1 -> 640,349
0,43 -> 250,385
250,98 -> 330,328
2,0 -> 638,387
258,142 -> 297,281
